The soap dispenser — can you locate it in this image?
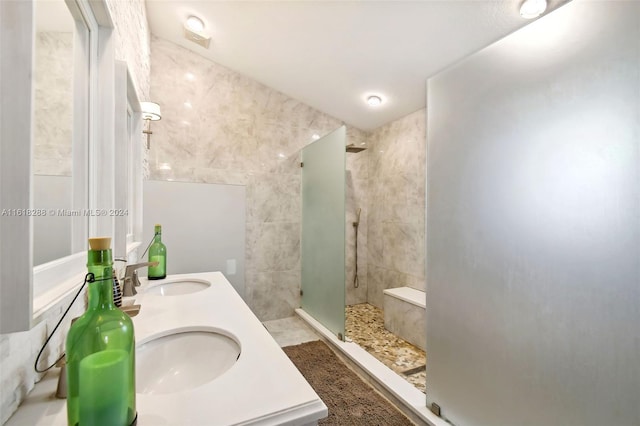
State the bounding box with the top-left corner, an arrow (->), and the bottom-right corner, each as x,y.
65,237 -> 137,426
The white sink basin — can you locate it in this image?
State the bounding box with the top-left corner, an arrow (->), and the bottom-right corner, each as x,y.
136,328 -> 241,395
145,279 -> 210,296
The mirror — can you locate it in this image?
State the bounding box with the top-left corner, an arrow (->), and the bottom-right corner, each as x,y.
0,0 -> 104,332
32,0 -> 87,266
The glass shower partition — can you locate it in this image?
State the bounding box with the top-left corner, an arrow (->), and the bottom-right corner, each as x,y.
301,126 -> 346,340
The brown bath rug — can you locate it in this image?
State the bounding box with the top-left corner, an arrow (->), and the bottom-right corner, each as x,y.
283,340 -> 415,426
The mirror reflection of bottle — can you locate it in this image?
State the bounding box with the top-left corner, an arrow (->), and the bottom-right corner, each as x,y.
148,224 -> 167,280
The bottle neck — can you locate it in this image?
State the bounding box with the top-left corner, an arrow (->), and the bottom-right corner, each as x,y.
154,231 -> 162,243
87,271 -> 115,310
87,249 -> 114,311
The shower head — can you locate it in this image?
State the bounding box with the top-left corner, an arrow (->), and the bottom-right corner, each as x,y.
346,144 -> 366,153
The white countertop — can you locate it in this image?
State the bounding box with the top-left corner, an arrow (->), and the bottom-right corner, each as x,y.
6,272 -> 327,426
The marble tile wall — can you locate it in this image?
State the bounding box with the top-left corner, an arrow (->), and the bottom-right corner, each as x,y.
33,32 -> 73,176
107,0 -> 150,99
366,109 -> 427,308
149,36 -> 368,321
383,293 -> 427,350
106,0 -> 151,176
1,2 -> 150,422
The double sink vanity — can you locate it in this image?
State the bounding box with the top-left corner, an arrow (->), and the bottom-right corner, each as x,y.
7,272 -> 327,425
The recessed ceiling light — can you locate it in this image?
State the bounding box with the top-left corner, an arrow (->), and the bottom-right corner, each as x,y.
183,101 -> 192,109
312,134 -> 320,140
520,0 -> 547,19
185,16 -> 205,32
185,72 -> 195,81
367,95 -> 383,107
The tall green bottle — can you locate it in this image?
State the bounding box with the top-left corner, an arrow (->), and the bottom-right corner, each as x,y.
65,237 -> 136,426
148,224 -> 167,280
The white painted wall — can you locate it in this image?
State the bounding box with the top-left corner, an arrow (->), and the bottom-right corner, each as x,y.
426,1 -> 640,425
143,180 -> 246,298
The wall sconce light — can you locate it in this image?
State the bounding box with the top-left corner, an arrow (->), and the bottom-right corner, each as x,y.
140,101 -> 162,149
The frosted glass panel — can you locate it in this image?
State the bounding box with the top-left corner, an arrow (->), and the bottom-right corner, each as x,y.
426,1 -> 640,425
301,126 -> 346,339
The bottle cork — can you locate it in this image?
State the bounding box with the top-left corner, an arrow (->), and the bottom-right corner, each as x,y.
88,237 -> 111,250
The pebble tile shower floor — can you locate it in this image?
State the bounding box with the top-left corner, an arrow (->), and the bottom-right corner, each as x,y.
345,303 -> 426,393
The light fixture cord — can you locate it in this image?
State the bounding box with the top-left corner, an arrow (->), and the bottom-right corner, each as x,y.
140,232 -> 156,259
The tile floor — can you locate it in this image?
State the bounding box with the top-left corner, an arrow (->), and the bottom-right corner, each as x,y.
346,303 -> 426,393
263,316 -> 320,347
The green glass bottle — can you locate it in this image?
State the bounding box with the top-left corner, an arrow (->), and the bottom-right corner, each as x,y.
65,237 -> 136,426
148,224 -> 167,280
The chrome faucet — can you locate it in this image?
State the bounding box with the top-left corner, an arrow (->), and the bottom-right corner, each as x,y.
122,261 -> 158,296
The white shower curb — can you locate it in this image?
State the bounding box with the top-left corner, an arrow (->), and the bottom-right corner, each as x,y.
295,308 -> 446,426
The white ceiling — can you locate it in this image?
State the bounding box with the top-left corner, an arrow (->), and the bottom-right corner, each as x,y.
146,1 -> 565,131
